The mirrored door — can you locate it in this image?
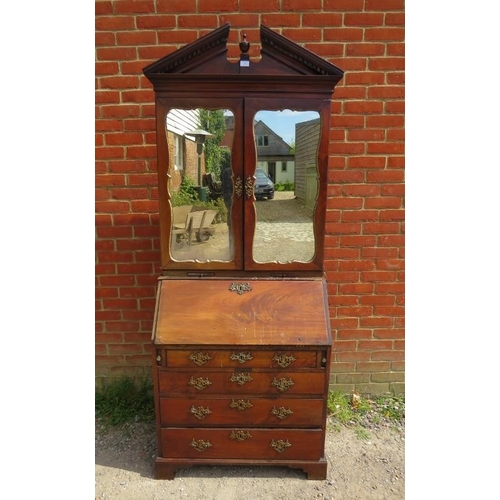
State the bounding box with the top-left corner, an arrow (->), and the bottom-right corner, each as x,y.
165,107 -> 238,264
251,109 -> 320,264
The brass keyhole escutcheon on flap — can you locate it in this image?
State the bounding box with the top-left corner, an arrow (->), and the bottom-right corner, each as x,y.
271,406 -> 294,420
229,430 -> 252,441
188,351 -> 212,366
271,377 -> 295,392
188,376 -> 212,391
229,399 -> 253,411
270,439 -> 292,453
272,353 -> 296,368
190,438 -> 212,452
189,405 -> 212,420
230,372 -> 253,385
230,351 -> 254,363
229,282 -> 252,295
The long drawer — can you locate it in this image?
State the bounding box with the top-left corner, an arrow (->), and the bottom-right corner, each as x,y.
158,371 -> 326,395
165,349 -> 320,369
160,428 -> 325,460
159,397 -> 325,427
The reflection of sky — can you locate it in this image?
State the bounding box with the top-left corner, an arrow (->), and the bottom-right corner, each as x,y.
255,110 -> 319,145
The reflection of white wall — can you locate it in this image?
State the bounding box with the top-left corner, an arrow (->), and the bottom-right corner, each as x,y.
258,161 -> 295,185
166,109 -> 200,135
275,161 -> 295,184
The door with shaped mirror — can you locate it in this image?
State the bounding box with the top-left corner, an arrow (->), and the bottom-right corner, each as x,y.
160,98 -> 328,273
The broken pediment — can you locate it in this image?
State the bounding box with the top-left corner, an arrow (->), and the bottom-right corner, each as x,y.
143,24 -> 343,87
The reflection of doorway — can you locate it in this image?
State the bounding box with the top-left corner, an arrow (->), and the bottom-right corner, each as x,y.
268,162 -> 276,183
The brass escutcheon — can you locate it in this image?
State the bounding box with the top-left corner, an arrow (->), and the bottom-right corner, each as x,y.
188,376 -> 212,391
229,430 -> 252,441
270,439 -> 292,453
230,372 -> 253,385
230,351 -> 254,363
188,351 -> 212,366
190,438 -> 212,452
271,406 -> 294,420
189,405 -> 212,420
229,399 -> 253,411
272,353 -> 296,368
271,377 -> 295,392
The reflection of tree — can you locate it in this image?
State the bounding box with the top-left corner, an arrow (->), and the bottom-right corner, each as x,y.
199,109 -> 227,179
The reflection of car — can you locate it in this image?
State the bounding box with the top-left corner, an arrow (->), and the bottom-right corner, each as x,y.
254,168 -> 274,200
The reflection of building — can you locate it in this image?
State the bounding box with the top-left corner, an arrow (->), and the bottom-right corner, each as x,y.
254,120 -> 294,184
223,116 -> 295,184
294,118 -> 320,209
166,109 -> 204,190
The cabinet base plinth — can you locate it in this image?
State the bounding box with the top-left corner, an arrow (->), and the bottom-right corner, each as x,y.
155,457 -> 327,480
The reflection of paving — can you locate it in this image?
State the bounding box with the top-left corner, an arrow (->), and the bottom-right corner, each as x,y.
255,221 -> 314,243
171,193 -> 316,263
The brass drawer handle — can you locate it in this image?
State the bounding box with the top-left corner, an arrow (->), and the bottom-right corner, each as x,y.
190,438 -> 212,452
229,430 -> 252,441
188,376 -> 212,391
271,406 -> 294,420
229,399 -> 253,411
270,439 -> 292,453
230,372 -> 253,385
230,351 -> 254,363
188,351 -> 212,366
189,405 -> 212,420
271,377 -> 295,392
272,353 -> 296,368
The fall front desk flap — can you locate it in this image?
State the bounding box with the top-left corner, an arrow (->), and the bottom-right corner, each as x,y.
153,278 -> 331,347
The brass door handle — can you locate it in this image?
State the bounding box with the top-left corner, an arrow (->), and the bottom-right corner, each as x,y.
234,176 -> 243,199
245,175 -> 254,199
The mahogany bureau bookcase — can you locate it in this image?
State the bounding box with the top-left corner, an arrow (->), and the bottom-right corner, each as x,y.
143,24 -> 344,480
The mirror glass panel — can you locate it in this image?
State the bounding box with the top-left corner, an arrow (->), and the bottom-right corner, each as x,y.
166,108 -> 234,262
252,110 -> 320,263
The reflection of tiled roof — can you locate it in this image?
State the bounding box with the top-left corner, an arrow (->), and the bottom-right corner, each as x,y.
255,120 -> 292,152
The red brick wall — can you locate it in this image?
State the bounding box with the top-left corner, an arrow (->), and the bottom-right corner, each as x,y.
95,0 -> 405,395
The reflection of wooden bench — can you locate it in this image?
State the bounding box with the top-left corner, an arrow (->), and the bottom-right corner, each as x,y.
172,206 -> 217,246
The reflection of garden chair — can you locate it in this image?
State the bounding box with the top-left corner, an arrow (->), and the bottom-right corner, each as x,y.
172,207 -> 217,246
202,173 -> 222,201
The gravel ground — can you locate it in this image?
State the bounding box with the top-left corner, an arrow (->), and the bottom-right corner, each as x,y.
95,416 -> 404,500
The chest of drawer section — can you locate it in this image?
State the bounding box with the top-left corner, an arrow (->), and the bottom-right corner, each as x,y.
156,347 -> 329,428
